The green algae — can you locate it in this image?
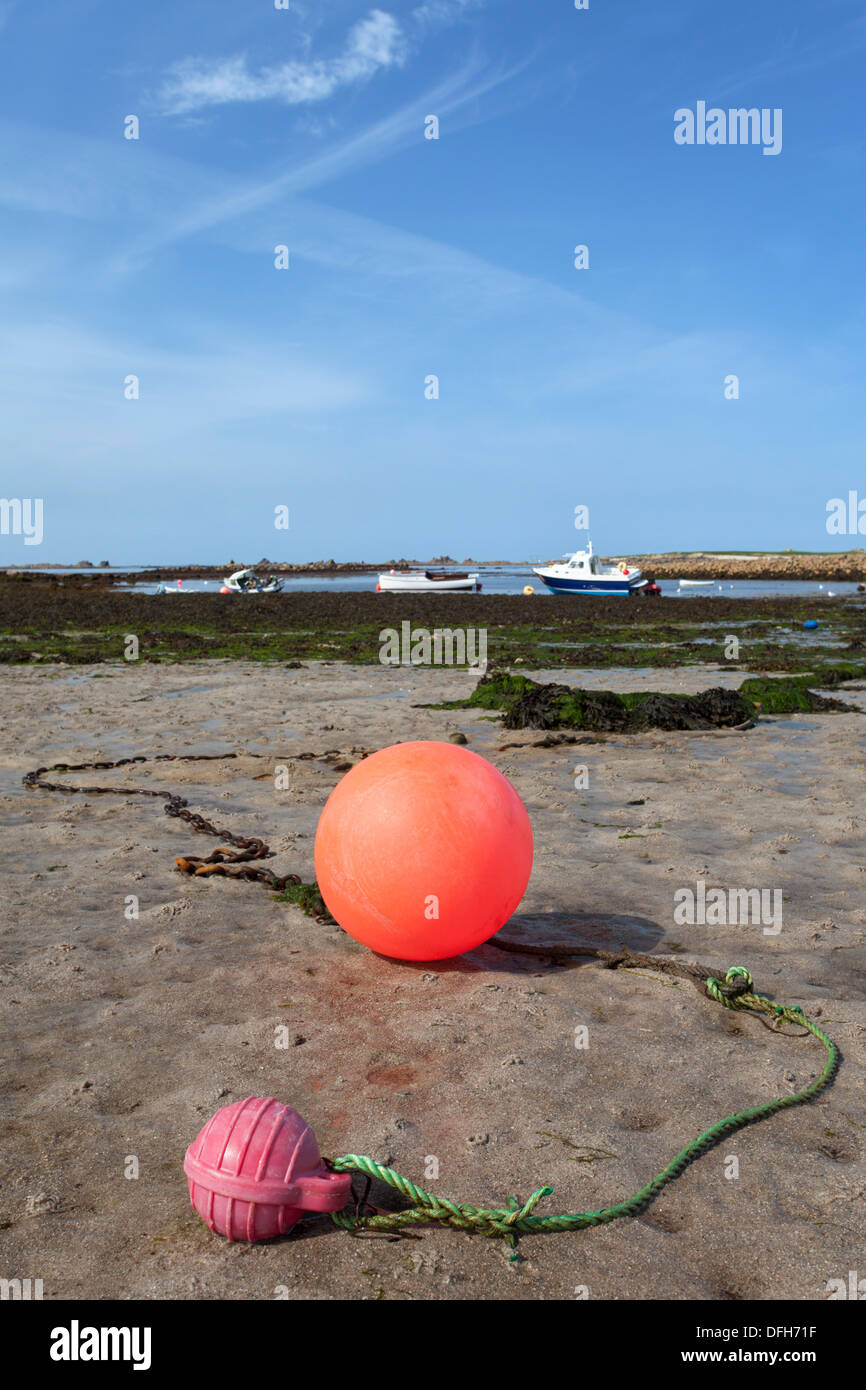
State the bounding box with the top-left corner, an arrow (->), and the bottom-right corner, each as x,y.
447,670 -> 754,731
441,664 -> 866,730
738,663 -> 866,712
272,882 -> 333,920
1,586 -> 863,672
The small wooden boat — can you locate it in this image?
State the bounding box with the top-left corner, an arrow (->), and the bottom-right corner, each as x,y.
376,569 -> 481,592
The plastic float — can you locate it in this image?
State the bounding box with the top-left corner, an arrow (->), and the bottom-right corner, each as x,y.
313,741 -> 533,960
185,971 -> 839,1252
184,1096 -> 351,1241
14,752 -> 841,1259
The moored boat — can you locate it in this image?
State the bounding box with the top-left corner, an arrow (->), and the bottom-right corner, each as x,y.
377,568 -> 481,592
533,541 -> 646,595
223,568 -> 283,593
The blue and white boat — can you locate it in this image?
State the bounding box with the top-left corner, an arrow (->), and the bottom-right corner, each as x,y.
533,541 -> 647,595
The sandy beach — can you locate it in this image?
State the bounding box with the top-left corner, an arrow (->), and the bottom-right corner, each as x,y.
1,659 -> 863,1300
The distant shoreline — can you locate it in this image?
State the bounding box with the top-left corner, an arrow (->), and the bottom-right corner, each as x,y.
5,550 -> 866,582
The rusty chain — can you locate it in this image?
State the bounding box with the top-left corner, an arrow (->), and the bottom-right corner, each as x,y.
23,752 -> 772,999
22,751 -> 338,913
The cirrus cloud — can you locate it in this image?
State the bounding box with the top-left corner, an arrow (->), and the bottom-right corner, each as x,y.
159,9 -> 406,115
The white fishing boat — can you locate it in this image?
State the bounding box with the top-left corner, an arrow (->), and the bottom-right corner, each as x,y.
533,541 -> 646,595
678,579 -> 715,588
223,568 -> 283,593
377,568 -> 481,592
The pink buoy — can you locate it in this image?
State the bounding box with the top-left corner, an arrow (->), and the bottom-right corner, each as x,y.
183,1096 -> 351,1242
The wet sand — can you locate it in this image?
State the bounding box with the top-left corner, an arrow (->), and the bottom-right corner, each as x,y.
1,661 -> 864,1300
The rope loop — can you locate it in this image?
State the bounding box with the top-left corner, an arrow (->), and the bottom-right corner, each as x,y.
705,965 -> 754,1008
21,761 -> 841,1259
328,967 -> 839,1257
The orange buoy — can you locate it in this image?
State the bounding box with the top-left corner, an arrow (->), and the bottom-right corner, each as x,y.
314,741 -> 533,960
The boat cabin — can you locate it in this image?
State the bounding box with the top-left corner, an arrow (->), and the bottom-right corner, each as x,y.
563,543 -> 599,575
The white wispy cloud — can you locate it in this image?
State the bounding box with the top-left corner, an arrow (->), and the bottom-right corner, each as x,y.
113,55 -> 522,273
714,15 -> 866,99
159,9 -> 406,115
0,51 -> 527,283
412,0 -> 486,31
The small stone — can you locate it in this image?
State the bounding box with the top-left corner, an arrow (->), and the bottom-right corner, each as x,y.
25,1192 -> 60,1217
448,731 -> 468,745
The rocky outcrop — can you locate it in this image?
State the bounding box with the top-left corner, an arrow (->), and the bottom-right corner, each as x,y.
264,558 -> 373,573
9,552 -> 866,582
605,551 -> 866,582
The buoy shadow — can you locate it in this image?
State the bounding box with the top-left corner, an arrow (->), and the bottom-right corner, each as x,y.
374,911 -> 665,975
483,910 -> 666,973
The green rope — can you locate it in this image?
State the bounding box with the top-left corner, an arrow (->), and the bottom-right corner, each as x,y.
328,967 -> 839,1256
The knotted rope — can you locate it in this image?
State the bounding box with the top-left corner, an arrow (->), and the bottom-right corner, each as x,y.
327,968 -> 839,1257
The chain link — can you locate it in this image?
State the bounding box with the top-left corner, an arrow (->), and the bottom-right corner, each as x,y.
22,752 -> 338,914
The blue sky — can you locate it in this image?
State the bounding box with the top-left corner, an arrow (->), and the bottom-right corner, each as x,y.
1,0 -> 864,563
